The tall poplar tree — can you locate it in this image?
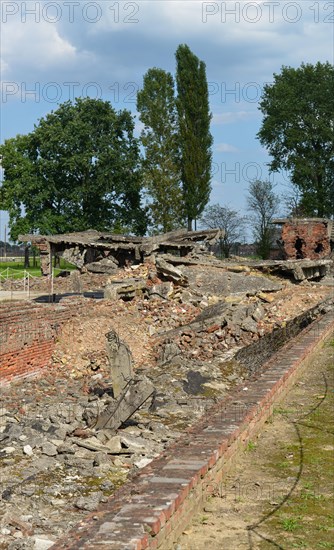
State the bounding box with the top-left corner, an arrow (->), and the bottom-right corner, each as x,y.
137,68 -> 182,232
175,44 -> 213,230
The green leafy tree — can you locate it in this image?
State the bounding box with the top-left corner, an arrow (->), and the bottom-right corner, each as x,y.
247,180 -> 280,259
200,204 -> 246,258
257,62 -> 334,217
137,68 -> 183,232
176,44 -> 213,230
0,98 -> 147,240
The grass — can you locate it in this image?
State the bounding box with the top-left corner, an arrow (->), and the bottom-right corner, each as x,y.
245,440 -> 257,451
0,258 -> 74,279
281,517 -> 302,532
259,339 -> 334,549
200,515 -> 210,524
277,460 -> 291,469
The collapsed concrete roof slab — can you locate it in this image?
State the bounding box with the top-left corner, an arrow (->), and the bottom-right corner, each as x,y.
18,229 -> 223,276
249,258 -> 332,281
19,228 -> 222,250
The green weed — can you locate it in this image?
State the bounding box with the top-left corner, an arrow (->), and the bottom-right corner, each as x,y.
281,517 -> 302,532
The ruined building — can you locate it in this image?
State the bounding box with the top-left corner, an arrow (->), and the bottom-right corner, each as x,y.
273,218 -> 334,260
19,229 -> 222,276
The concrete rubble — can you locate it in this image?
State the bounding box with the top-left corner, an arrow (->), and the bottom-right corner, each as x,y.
250,258 -> 332,281
0,246 -> 333,549
18,228 -> 223,277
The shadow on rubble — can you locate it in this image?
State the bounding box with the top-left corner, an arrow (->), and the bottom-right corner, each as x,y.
33,291 -> 104,303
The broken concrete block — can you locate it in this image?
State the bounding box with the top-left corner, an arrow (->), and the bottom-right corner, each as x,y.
86,257 -> 118,274
252,304 -> 265,322
134,457 -> 153,469
225,265 -> 251,273
70,270 -> 83,293
241,316 -> 259,334
104,278 -> 147,300
41,442 -> 57,456
106,330 -> 134,398
148,281 -> 173,300
32,536 -> 56,550
159,342 -> 181,365
120,434 -> 148,451
75,492 -> 103,511
105,436 -> 122,453
74,437 -> 114,453
155,257 -> 188,286
257,292 -> 275,303
104,284 -> 118,300
61,245 -> 86,269
94,377 -> 155,431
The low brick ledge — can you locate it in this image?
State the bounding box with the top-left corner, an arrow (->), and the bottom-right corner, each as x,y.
52,311 -> 334,550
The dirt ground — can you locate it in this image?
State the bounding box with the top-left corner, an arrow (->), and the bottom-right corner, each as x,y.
176,337 -> 334,550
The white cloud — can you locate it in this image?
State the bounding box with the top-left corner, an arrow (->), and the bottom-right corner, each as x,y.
1,0 -> 327,99
212,111 -> 256,125
215,142 -> 239,153
2,18 -> 78,78
0,58 -> 9,75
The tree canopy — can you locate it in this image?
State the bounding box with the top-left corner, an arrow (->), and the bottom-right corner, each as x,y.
0,98 -> 147,240
257,62 -> 334,217
137,68 -> 183,232
176,44 -> 213,230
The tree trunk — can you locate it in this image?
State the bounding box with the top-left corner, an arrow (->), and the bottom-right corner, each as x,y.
24,246 -> 30,268
187,218 -> 192,231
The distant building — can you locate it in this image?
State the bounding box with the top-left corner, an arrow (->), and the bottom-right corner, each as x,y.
237,243 -> 257,257
272,218 -> 334,260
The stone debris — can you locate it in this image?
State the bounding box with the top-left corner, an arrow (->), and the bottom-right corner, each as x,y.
23,446 -> 33,457
0,251 -> 333,549
104,278 -> 147,300
75,492 -> 103,512
105,330 -> 133,398
94,377 -> 155,431
250,258 -> 332,281
148,281 -> 174,301
155,257 -> 189,286
32,536 -> 55,550
86,256 -> 119,274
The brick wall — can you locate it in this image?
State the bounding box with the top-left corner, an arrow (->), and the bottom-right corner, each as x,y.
235,296 -> 332,374
0,299 -> 83,383
281,221 -> 330,260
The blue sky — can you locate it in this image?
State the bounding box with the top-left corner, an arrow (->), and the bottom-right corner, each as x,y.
0,0 -> 333,241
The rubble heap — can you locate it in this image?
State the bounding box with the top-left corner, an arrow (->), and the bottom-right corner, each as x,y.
0,249 -> 333,549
